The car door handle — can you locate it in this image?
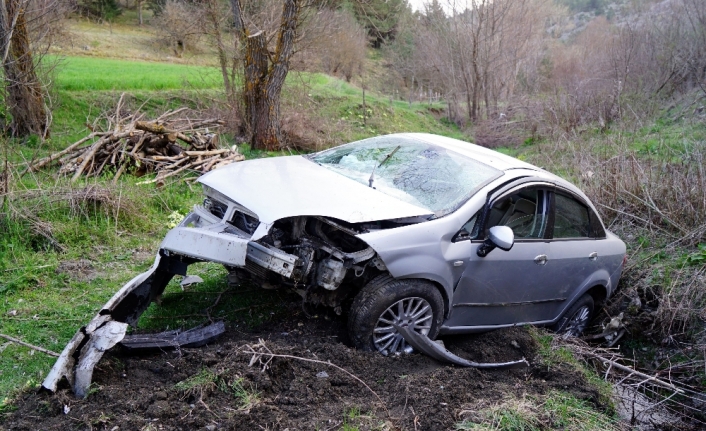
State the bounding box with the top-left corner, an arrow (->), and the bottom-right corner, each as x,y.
589,252 -> 598,261
534,254 -> 548,265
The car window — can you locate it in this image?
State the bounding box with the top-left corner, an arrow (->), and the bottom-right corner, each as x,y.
454,211 -> 481,241
308,136 -> 502,217
483,188 -> 548,239
553,193 -> 591,238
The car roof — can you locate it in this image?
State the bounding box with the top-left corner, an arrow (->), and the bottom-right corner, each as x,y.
398,133 -> 542,172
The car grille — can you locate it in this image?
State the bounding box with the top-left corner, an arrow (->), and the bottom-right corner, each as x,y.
231,211 -> 259,235
204,197 -> 227,220
245,257 -> 268,279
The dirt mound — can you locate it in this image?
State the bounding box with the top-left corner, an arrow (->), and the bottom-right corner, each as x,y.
3,306 -> 604,430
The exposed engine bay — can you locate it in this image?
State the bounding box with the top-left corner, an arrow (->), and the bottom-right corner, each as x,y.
229,214 -> 391,311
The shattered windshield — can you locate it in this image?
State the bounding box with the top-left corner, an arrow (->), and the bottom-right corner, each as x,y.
308,136 -> 502,216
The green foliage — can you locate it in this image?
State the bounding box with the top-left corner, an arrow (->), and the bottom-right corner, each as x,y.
543,392 -> 619,430
175,369 -> 259,411
78,0 -> 123,20
683,243 -> 706,266
339,406 -> 385,431
350,0 -> 408,47
174,368 -> 217,396
219,377 -> 260,411
455,391 -> 619,431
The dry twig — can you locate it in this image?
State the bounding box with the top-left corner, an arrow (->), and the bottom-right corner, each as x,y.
0,333 -> 59,357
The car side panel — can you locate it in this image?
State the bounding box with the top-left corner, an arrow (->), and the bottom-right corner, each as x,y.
357,187 -> 494,308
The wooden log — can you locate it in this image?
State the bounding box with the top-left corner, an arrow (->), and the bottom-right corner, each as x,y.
202,155 -> 221,172
167,143 -> 183,156
149,155 -> 185,162
176,118 -> 224,131
112,162 -> 128,185
70,145 -> 99,181
23,132 -> 107,175
0,333 -> 59,357
175,132 -> 194,145
129,133 -> 148,157
207,134 -> 219,150
135,121 -> 176,135
184,149 -> 230,156
211,155 -> 244,170
93,154 -> 110,177
136,161 -> 197,185
161,157 -> 189,171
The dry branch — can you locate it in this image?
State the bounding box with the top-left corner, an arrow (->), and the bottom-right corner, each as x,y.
24,107 -> 242,184
0,333 -> 59,357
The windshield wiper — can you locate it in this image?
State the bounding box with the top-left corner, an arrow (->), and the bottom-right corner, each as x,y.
368,145 -> 400,188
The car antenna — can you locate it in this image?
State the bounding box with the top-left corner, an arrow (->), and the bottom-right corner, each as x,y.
368,145 -> 401,188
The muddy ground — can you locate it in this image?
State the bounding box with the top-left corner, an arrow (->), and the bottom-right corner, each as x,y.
2,301 -> 607,431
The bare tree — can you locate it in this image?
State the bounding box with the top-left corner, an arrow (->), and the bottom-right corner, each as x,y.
153,0 -> 204,57
1,0 -> 49,138
299,9 -> 367,82
402,0 -> 551,122
201,0 -> 233,99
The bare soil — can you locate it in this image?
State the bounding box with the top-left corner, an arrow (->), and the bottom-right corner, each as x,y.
2,302 -> 606,430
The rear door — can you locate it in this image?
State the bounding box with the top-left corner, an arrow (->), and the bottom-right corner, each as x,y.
544,190 -> 607,319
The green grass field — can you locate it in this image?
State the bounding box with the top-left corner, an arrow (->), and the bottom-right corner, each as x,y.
54,56 -> 222,91
53,56 -> 221,91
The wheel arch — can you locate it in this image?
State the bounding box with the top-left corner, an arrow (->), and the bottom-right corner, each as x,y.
396,275 -> 451,319
585,283 -> 608,307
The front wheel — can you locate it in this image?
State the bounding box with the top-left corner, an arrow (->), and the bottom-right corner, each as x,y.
348,276 -> 444,355
551,294 -> 594,338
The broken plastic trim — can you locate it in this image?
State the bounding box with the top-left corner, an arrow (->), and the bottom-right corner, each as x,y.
120,321 -> 225,351
42,252 -> 181,398
394,324 -> 529,369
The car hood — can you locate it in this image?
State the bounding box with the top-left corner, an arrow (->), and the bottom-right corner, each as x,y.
198,155 -> 433,226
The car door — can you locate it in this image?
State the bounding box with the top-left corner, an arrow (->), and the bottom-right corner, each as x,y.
544,190 -> 607,320
445,183 -> 559,328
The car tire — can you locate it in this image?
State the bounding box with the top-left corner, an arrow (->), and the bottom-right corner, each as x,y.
348,275 -> 444,355
551,294 -> 594,338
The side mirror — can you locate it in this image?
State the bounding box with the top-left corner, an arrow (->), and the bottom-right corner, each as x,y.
477,226 -> 515,257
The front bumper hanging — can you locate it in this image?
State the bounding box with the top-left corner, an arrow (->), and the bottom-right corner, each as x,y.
42,253 -> 178,398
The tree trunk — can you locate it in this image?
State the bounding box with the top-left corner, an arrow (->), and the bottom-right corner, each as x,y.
245,32 -> 281,149
230,0 -> 299,151
138,0 -> 143,25
2,0 -> 48,138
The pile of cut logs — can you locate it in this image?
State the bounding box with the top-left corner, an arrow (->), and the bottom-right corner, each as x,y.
24,108 -> 242,185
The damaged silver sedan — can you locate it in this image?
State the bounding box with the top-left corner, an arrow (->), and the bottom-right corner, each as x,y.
43,133 -> 626,396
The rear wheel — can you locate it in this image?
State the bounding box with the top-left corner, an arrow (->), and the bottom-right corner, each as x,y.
551,294 -> 594,338
348,276 -> 444,355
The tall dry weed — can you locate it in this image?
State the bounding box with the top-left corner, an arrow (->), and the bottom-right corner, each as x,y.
529,134 -> 706,342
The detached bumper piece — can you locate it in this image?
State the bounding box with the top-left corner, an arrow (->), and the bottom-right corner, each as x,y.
395,324 -> 529,369
120,321 -> 225,351
42,253 -> 181,398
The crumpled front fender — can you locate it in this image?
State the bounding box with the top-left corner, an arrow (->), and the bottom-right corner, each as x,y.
42,253 -> 179,398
